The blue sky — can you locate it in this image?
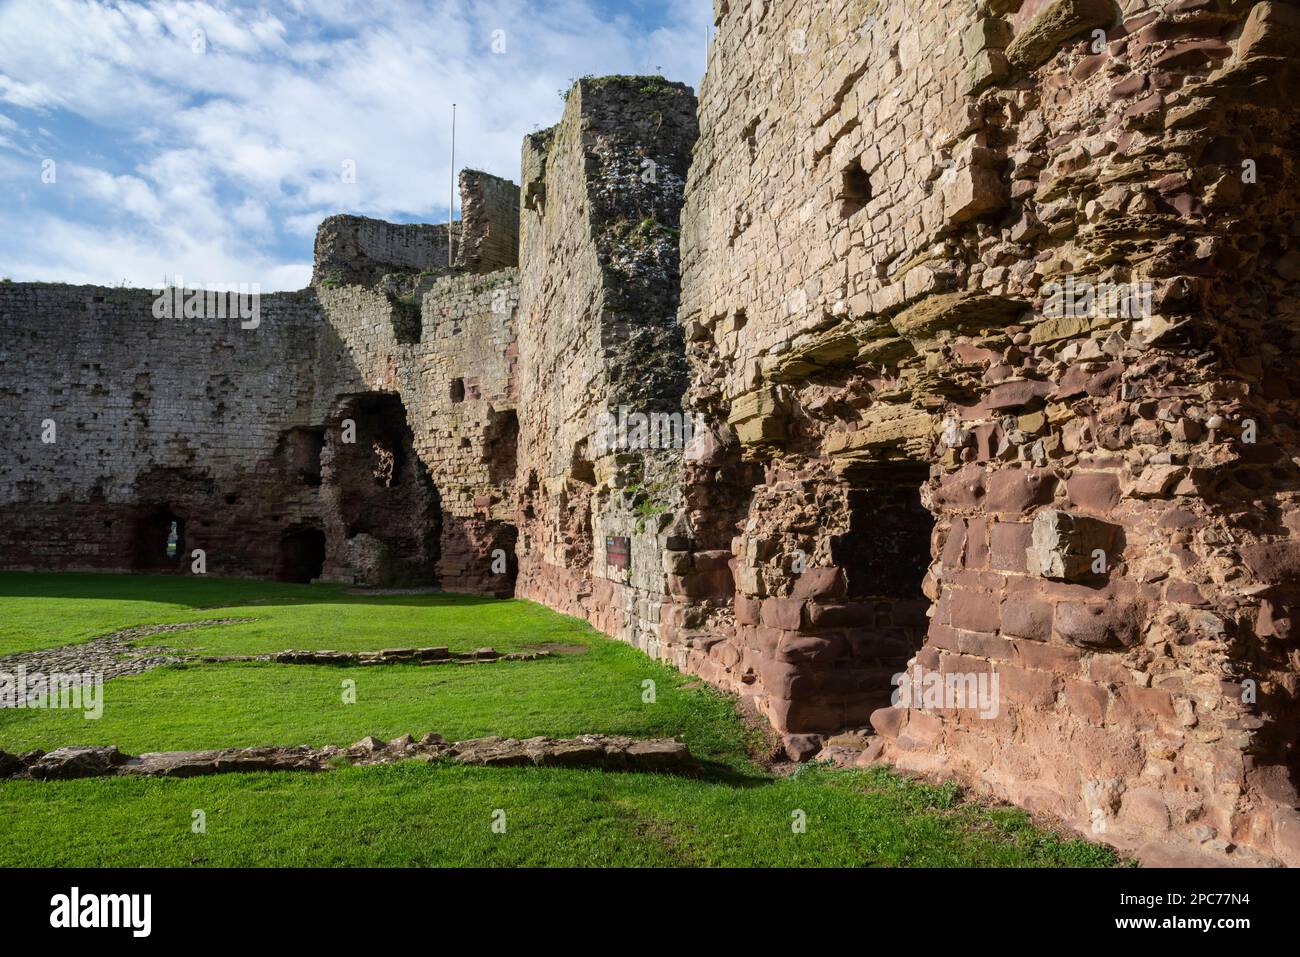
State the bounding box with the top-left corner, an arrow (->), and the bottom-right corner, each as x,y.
0,0 -> 709,290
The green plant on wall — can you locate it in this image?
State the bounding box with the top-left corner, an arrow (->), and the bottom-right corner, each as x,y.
639,75 -> 672,96
625,480 -> 670,534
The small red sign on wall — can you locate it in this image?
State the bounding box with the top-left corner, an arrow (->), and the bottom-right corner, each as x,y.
606,535 -> 630,570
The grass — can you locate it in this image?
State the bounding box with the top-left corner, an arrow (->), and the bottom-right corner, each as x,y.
0,763 -> 1115,868
0,572 -> 593,656
0,653 -> 752,762
0,572 -> 1118,867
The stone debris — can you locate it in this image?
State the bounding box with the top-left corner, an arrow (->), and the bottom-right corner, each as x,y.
0,733 -> 698,781
0,619 -> 255,705
200,647 -> 548,665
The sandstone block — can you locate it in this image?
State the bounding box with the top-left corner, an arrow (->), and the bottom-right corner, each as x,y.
1064,679 -> 1108,724
1001,597 -> 1053,640
1066,471 -> 1121,511
966,49 -> 1011,93
828,406 -> 933,452
776,632 -> 847,665
727,387 -> 788,445
997,662 -> 1058,708
985,379 -> 1053,411
1027,509 -> 1118,580
735,594 -> 761,626
870,704 -> 906,739
1239,541 -> 1300,586
1006,0 -> 1118,72
760,597 -> 806,631
962,17 -> 1014,57
26,746 -> 127,780
948,586 -> 1003,634
1011,639 -> 1082,675
986,469 -> 1055,512
1237,1 -> 1300,60
1054,601 -> 1141,648
989,521 -> 1032,572
791,567 -> 847,601
942,162 -> 1007,226
808,602 -> 874,627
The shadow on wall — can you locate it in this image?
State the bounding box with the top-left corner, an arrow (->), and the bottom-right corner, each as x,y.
277,526 -> 327,583
0,570 -> 513,608
829,465 -> 935,717
319,390 -> 442,587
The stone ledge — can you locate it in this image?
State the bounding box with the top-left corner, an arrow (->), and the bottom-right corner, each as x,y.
201,647 -> 550,666
2,733 -> 699,780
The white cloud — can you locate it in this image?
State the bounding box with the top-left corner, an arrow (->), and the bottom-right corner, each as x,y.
0,0 -> 709,290
0,74 -> 64,111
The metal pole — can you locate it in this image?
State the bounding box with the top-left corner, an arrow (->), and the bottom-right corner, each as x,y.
449,102 -> 456,268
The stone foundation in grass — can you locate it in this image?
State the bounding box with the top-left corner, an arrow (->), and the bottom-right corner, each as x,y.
2,733 -> 699,780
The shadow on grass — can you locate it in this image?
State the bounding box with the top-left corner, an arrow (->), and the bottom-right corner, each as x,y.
694,758 -> 775,788
0,571 -> 511,610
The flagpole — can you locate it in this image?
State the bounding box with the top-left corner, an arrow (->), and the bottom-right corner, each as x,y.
449,102 -> 456,268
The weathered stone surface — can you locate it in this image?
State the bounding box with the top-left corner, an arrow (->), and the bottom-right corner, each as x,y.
1027,509 -> 1118,580
1006,0 -> 1118,72
890,292 -> 1025,342
26,746 -> 127,780
1054,601 -> 1141,648
7,0 -> 1300,870
667,0 -> 1300,868
1,733 -> 698,780
1236,1 -> 1300,61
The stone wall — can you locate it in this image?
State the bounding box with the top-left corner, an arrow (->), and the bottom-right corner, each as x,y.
456,169 -> 521,274
315,270 -> 520,594
0,283 -> 325,578
313,216 -> 457,288
675,0 -> 1300,865
2,172 -> 522,593
5,26 -> 1300,866
312,168 -> 517,287
513,76 -> 699,653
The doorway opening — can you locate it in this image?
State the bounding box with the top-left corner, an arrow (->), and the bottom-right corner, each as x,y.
132,510 -> 186,570
324,392 -> 441,586
277,527 -> 326,583
829,464 -> 935,722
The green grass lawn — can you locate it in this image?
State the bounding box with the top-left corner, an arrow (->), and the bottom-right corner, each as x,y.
0,571 -> 1117,867
0,653 -> 752,761
0,571 -> 582,655
0,763 -> 1115,867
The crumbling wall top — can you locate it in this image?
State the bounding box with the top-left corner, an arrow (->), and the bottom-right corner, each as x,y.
455,169 -> 521,274
312,215 -> 456,288
312,169 -> 521,289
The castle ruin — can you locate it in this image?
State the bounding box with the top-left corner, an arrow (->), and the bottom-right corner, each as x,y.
4,0 -> 1300,866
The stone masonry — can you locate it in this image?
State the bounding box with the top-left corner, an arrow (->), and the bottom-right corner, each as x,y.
2,169 -> 519,592
668,0 -> 1300,866
3,1 -> 1300,866
514,76 -> 699,655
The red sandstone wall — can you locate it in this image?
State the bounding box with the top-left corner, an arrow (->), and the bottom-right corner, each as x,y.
674,0 -> 1300,866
